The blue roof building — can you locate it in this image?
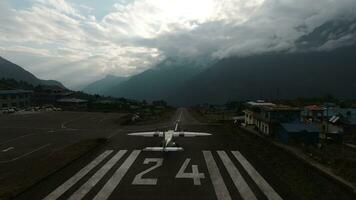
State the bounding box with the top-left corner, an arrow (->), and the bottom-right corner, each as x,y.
277,123 -> 320,145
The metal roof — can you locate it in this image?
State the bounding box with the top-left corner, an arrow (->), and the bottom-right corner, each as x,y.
246,101 -> 276,107
0,90 -> 33,94
280,123 -> 320,133
305,105 -> 324,111
57,98 -> 88,103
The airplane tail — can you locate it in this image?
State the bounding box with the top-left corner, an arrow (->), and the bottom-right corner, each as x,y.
174,121 -> 179,132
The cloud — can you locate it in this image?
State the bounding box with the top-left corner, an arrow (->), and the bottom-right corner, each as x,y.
0,0 -> 356,89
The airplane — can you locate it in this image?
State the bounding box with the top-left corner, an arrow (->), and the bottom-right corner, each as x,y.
127,122 -> 211,152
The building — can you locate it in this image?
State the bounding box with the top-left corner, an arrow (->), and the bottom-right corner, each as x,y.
0,90 -> 33,109
57,98 -> 88,109
33,85 -> 72,105
244,101 -> 276,126
302,105 -> 325,123
244,101 -> 301,136
276,123 -> 320,145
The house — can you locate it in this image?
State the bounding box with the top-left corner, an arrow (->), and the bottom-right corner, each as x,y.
302,105 -> 325,123
244,101 -> 301,136
0,90 -> 33,109
276,123 -> 320,145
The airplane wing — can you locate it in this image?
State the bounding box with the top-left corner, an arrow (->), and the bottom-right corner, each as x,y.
173,132 -> 211,137
127,132 -> 164,137
143,147 -> 184,152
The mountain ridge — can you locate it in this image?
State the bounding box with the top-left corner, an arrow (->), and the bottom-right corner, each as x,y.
0,56 -> 65,88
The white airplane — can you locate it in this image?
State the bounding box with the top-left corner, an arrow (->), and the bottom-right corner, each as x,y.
128,122 -> 211,152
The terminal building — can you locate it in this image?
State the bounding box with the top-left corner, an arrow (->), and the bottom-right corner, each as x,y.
244,101 -> 301,136
244,100 -> 320,145
0,90 -> 33,108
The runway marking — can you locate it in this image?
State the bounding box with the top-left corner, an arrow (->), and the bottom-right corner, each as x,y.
68,150 -> 127,200
232,151 -> 283,200
217,151 -> 257,200
0,133 -> 35,145
2,147 -> 14,152
0,143 -> 51,164
175,111 -> 183,131
203,151 -> 232,200
132,158 -> 163,185
43,150 -> 113,200
176,158 -> 205,185
93,150 -> 141,200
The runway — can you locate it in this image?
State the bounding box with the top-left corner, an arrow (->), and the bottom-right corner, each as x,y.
3,108 -> 354,200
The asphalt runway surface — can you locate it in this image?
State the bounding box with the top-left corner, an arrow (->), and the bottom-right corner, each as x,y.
2,109 -> 354,199
0,111 -> 125,179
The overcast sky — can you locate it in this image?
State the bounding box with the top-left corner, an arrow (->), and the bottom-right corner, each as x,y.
1,0 -> 355,89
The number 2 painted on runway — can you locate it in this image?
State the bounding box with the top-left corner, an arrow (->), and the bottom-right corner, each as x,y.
132,158 -> 163,185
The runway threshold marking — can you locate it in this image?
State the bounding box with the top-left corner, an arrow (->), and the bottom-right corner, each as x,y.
40,150 -> 282,200
2,147 -> 14,152
43,150 -> 113,200
232,151 -> 283,200
68,150 -> 127,200
217,151 -> 257,200
203,151 -> 232,200
93,150 -> 141,200
0,143 -> 51,164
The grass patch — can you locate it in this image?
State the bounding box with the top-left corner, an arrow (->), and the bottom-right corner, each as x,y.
0,138 -> 106,200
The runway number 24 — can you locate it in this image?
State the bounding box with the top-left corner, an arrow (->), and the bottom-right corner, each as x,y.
132,158 -> 205,185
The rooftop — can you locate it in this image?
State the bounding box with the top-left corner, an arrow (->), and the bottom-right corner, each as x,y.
246,101 -> 276,107
280,123 -> 320,133
305,105 -> 324,111
57,98 -> 88,103
0,90 -> 33,95
261,105 -> 301,111
246,101 -> 300,111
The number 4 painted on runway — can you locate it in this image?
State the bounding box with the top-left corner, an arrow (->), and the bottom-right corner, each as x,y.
175,158 -> 205,185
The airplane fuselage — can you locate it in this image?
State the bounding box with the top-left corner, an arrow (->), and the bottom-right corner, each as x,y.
163,130 -> 175,148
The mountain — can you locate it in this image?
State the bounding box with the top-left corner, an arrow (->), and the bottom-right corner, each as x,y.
102,45 -> 356,105
83,75 -> 128,95
0,56 -> 65,88
104,58 -> 208,101
97,19 -> 356,105
171,19 -> 356,105
174,45 -> 356,105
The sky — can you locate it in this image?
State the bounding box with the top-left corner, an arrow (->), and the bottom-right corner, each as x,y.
0,0 -> 356,89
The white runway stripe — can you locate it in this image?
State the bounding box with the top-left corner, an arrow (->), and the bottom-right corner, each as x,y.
203,151 -> 232,200
93,150 -> 141,200
232,151 -> 283,200
43,150 -> 113,200
68,150 -> 127,200
217,151 -> 257,200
